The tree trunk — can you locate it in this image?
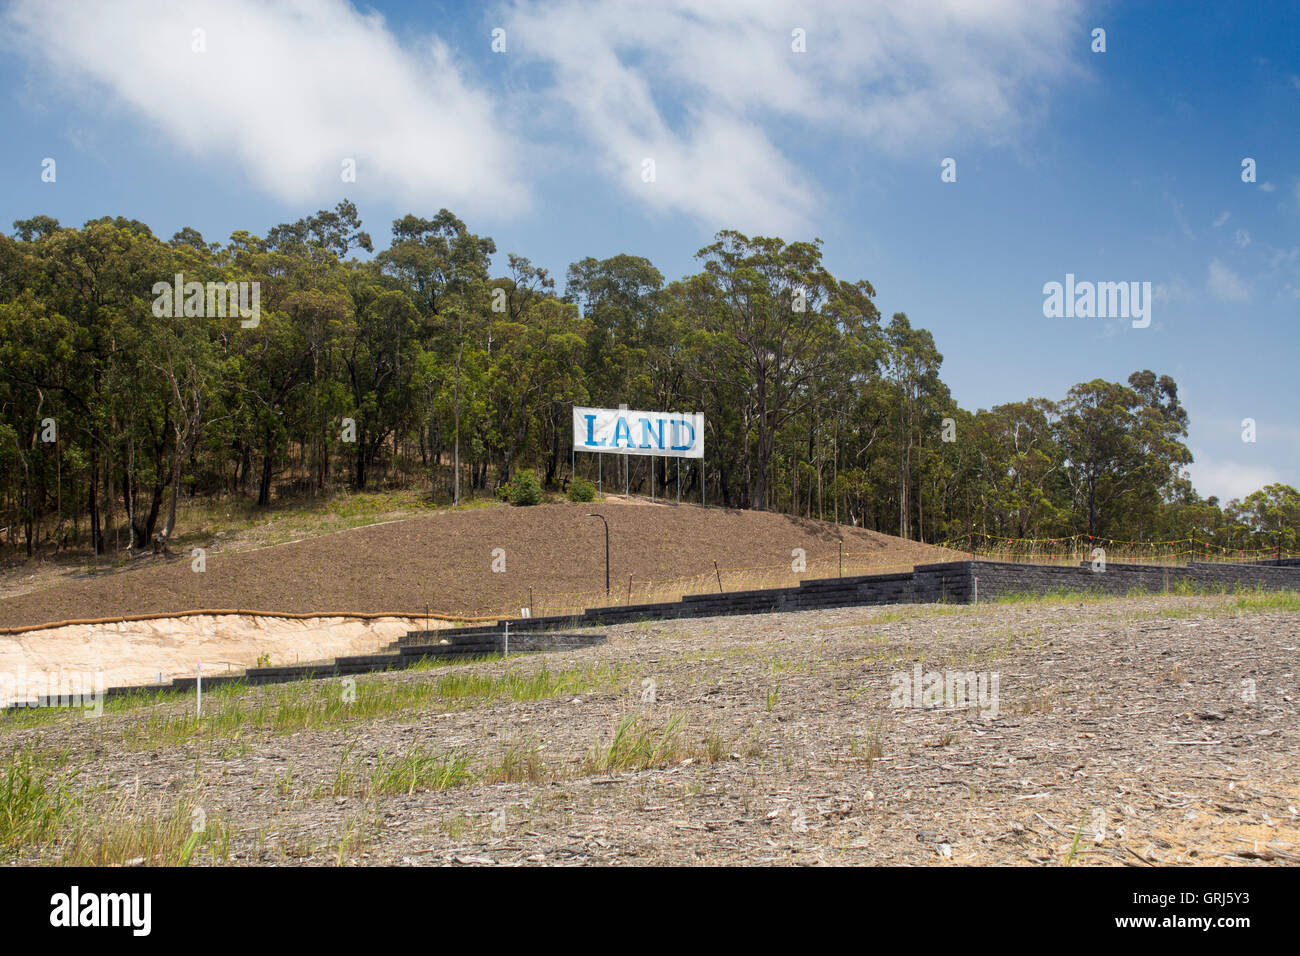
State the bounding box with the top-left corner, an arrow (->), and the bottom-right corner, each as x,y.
354,434 -> 368,491
87,449 -> 102,555
258,430 -> 274,507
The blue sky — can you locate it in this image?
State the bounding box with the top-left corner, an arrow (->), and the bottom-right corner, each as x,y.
1,0 -> 1296,502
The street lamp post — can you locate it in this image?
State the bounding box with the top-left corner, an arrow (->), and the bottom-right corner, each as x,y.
584,513 -> 610,595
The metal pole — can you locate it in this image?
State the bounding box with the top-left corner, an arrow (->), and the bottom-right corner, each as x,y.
619,404 -> 629,499
585,513 -> 610,595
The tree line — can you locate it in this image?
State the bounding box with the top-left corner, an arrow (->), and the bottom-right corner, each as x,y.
0,203 -> 1294,558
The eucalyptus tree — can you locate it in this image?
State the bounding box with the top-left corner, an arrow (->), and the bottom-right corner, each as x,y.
378,210 -> 495,502
684,231 -> 855,511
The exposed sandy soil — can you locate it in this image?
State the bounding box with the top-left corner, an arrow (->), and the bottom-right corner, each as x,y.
5,593 -> 1296,866
0,615 -> 445,698
0,500 -> 960,629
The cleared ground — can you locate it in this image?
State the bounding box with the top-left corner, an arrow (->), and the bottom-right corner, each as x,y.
3,591 -> 1296,866
0,614 -> 444,692
0,499 -> 960,629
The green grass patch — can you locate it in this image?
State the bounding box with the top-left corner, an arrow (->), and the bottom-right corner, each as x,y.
0,746 -> 75,858
1157,588 -> 1300,618
1229,590 -> 1300,612
990,586 -> 1110,605
583,713 -> 687,774
368,747 -> 474,796
483,740 -> 549,784
58,796 -> 232,867
113,660 -> 632,752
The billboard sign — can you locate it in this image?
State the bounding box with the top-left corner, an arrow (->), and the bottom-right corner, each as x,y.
573,406 -> 703,459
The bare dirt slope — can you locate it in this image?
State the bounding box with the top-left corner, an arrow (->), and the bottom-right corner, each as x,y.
0,614 -> 444,691
4,593 -> 1295,866
0,500 -> 960,629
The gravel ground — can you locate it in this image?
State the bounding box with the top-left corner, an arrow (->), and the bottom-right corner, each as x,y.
5,593 -> 1297,866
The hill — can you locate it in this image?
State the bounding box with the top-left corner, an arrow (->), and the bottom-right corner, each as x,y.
0,499 -> 961,629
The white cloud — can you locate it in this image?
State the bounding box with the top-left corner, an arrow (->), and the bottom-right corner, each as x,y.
1186,453 -> 1279,502
1152,275 -> 1192,305
505,0 -> 1085,231
1169,197 -> 1194,237
1259,181 -> 1277,192
1207,258 -> 1251,302
1212,210 -> 1231,227
2,0 -> 529,216
1234,228 -> 1251,247
3,0 -> 1089,232
1268,246 -> 1300,269
1266,246 -> 1300,297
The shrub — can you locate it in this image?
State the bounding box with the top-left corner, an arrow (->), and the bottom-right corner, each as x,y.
567,478 -> 596,503
509,470 -> 543,506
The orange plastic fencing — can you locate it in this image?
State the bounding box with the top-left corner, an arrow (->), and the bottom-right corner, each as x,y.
940,531 -> 1285,566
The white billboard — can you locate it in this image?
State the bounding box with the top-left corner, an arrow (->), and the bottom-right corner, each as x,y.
573,406 -> 703,459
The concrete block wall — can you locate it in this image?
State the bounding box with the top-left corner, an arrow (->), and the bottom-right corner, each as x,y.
397,632 -> 605,663
969,558 -> 1300,600
399,561 -> 981,647
406,557 -> 1300,648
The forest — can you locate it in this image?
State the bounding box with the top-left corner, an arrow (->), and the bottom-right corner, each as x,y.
0,201 -> 1295,558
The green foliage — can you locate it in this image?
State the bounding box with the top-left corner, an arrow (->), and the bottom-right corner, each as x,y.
0,211 -> 1282,558
0,747 -> 72,857
509,469 -> 543,506
567,478 -> 596,502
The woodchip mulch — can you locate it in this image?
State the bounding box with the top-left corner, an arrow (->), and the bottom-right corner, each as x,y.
6,593 -> 1296,866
